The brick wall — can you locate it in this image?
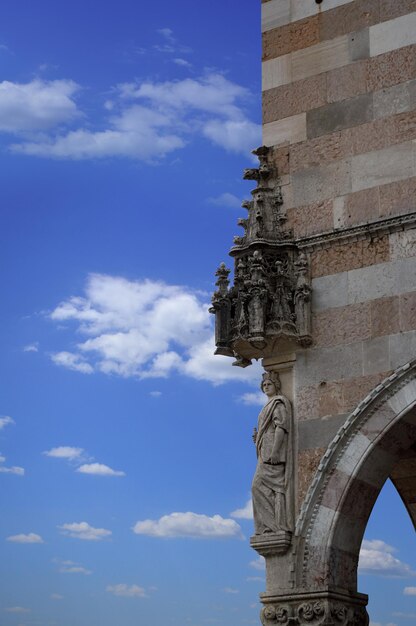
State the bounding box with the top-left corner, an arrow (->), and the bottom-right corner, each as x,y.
261,0 -> 416,505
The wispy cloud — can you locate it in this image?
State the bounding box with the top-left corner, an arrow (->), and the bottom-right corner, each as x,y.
238,392 -> 265,406
207,192 -> 241,209
9,72 -> 259,161
106,584 -> 146,598
58,521 -> 112,541
48,273 -> 262,385
5,606 -> 30,613
7,533 -> 44,543
23,343 -> 39,352
404,587 -> 416,595
230,499 -> 253,520
359,539 -> 416,578
0,415 -> 14,429
222,587 -> 239,594
51,351 -> 94,374
249,556 -> 265,571
50,593 -> 64,600
43,446 -> 85,461
57,559 -> 92,575
0,452 -> 24,476
76,463 -> 125,477
132,511 -> 243,539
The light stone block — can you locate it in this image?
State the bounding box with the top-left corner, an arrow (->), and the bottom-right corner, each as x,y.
292,159 -> 351,206
263,112 -> 307,148
292,36 -> 350,83
337,432 -> 371,476
370,12 -> 416,58
312,272 -> 349,312
387,378 -> 416,417
333,196 -> 345,229
296,343 -> 363,386
261,0 -> 291,33
351,142 -> 415,193
389,228 -> 416,261
298,414 -> 347,451
373,82 -> 412,120
262,55 -> 292,91
347,261 -> 398,304
362,336 -> 390,376
290,0 -> 354,24
307,505 -> 338,547
345,257 -> 416,305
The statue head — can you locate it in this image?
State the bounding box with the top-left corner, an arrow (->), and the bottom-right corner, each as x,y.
260,370 -> 281,397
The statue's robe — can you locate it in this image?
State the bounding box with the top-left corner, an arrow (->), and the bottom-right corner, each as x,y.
252,394 -> 293,535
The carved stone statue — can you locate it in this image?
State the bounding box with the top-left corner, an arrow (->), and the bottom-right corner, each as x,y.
252,371 -> 293,536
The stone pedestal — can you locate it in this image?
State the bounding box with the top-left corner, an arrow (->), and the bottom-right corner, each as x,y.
250,531 -> 292,557
260,591 -> 369,626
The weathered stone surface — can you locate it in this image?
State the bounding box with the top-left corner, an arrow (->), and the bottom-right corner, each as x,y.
296,343 -> 364,387
373,81 -> 412,119
286,200 -> 333,238
327,60 -> 367,103
292,160 -> 351,206
389,228 -> 416,260
311,236 -> 390,278
306,93 -> 373,140
263,112 -> 307,147
297,447 -> 325,507
343,187 -> 380,226
290,131 -> 352,173
262,16 -> 319,61
362,335 -> 390,375
320,0 -> 380,41
312,302 -> 371,348
351,141 -> 414,192
263,74 -> 327,123
400,291 -> 416,331
312,273 -> 349,312
370,295 -> 400,336
379,176 -> 416,217
379,0 -> 416,23
367,44 -> 416,92
349,28 -> 370,62
390,330 -> 416,368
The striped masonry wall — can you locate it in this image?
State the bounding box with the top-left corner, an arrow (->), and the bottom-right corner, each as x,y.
260,0 -> 416,506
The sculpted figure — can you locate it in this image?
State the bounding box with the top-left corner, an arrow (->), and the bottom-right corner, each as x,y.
252,371 -> 293,535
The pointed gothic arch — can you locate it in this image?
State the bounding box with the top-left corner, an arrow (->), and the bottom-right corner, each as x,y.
296,360 -> 416,595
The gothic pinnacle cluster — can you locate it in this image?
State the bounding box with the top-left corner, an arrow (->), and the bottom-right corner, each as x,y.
210,146 -> 312,367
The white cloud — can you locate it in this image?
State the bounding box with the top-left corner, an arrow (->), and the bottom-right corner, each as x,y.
51,351 -> 94,374
359,539 -> 416,578
246,576 -> 264,582
132,512 -> 243,539
239,392 -> 265,406
58,560 -> 92,575
11,73 -> 259,161
207,192 -> 241,209
76,463 -> 125,477
43,446 -> 85,460
48,273 -> 262,385
0,79 -> 79,133
173,58 -> 192,68
0,455 -> 24,476
203,118 -> 261,155
149,391 -> 162,397
404,587 -> 416,595
23,343 -> 39,352
230,499 -> 253,520
5,606 -> 30,613
7,533 -> 44,543
223,587 -> 239,594
157,28 -> 175,43
249,556 -> 265,571
106,584 -> 146,598
0,415 -> 14,429
50,594 -> 64,600
58,521 -> 112,541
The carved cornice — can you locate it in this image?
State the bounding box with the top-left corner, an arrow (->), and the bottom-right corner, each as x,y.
297,212 -> 416,252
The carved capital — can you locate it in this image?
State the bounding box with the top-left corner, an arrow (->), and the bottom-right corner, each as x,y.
260,595 -> 368,626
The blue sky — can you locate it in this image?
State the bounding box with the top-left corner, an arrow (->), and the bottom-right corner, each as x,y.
0,2 -> 415,625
